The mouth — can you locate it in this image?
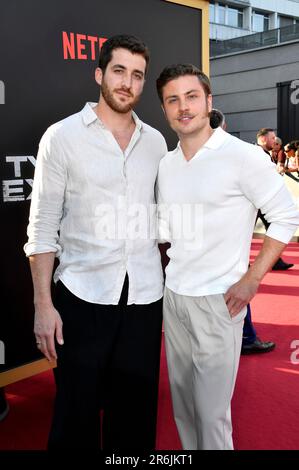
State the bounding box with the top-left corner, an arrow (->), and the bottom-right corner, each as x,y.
177,115 -> 194,123
115,89 -> 132,98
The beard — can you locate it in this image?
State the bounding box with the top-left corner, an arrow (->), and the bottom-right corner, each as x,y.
101,78 -> 141,114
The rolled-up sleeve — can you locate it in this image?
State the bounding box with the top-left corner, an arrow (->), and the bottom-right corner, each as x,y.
24,126 -> 66,257
240,146 -> 299,244
260,185 -> 299,243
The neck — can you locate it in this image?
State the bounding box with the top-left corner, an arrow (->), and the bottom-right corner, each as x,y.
261,144 -> 270,153
180,124 -> 214,161
94,96 -> 135,133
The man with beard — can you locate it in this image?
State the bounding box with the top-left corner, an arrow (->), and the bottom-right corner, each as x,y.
156,64 -> 299,449
24,35 -> 167,450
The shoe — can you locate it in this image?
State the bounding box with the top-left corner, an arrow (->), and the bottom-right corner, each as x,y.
0,390 -> 9,422
241,338 -> 275,355
272,259 -> 294,270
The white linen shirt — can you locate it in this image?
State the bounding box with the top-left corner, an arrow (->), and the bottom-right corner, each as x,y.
24,102 -> 167,304
157,127 -> 299,297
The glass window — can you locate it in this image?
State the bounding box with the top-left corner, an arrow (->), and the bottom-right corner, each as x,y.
238,10 -> 243,28
228,7 -> 243,28
218,5 -> 226,25
264,15 -> 269,31
252,12 -> 269,32
209,3 -> 215,23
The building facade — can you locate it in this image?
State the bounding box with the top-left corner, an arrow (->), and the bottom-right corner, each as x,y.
210,41 -> 299,144
210,0 -> 299,41
210,0 -> 299,145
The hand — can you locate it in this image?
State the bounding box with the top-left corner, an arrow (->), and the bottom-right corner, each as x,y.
34,303 -> 64,362
224,274 -> 259,317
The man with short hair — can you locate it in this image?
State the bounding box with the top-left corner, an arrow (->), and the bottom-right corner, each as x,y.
209,108 -> 226,131
24,34 -> 167,450
156,64 -> 299,450
256,127 -> 276,155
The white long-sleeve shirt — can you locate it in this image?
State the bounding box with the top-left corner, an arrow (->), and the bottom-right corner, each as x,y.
24,102 -> 167,304
157,127 -> 299,297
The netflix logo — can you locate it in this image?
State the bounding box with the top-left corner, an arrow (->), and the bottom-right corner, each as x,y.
62,31 -> 107,61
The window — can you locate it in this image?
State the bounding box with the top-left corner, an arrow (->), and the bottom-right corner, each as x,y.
218,5 -> 226,25
279,16 -> 294,28
212,3 -> 244,28
252,11 -> 269,32
209,3 -> 215,23
228,7 -> 243,28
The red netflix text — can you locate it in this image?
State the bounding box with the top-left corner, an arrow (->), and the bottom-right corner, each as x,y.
62,32 -> 107,61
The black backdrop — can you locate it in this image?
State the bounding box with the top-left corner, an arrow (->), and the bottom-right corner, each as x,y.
0,0 -> 202,372
277,80 -> 299,145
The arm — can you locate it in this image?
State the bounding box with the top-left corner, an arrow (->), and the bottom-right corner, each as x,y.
24,126 -> 66,360
224,236 -> 285,316
29,253 -> 63,362
277,150 -> 286,164
277,151 -> 286,174
225,147 -> 299,316
287,155 -> 299,172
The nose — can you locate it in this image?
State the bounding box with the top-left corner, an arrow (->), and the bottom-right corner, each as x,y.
178,97 -> 189,113
121,72 -> 132,89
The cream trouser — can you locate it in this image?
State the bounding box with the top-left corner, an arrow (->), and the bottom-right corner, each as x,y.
163,286 -> 247,450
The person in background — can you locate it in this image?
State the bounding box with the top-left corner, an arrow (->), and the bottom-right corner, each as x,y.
257,128 -> 294,271
284,141 -> 299,174
271,136 -> 286,175
210,109 -> 275,355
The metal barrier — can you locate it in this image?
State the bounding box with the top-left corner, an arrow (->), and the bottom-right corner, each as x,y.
211,23 -> 299,57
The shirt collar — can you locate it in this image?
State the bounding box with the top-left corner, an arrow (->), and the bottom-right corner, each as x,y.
81,102 -> 99,126
131,111 -> 143,131
81,102 -> 143,131
202,126 -> 229,149
176,127 -> 230,155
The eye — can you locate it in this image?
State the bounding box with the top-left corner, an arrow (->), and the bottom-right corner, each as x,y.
188,94 -> 197,100
167,98 -> 177,104
133,73 -> 143,80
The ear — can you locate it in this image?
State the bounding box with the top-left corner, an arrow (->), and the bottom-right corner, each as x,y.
161,104 -> 166,116
95,67 -> 103,86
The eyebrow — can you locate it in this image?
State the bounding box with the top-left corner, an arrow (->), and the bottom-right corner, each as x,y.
112,64 -> 144,76
165,89 -> 201,100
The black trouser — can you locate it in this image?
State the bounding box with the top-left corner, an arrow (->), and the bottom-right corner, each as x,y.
48,276 -> 163,450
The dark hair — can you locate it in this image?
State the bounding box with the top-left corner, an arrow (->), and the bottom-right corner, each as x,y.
285,141 -> 297,151
99,34 -> 150,74
156,64 -> 211,103
210,108 -> 225,129
256,128 -> 274,140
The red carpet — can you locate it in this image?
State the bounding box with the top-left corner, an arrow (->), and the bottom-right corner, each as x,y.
0,239 -> 298,450
233,239 -> 299,450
